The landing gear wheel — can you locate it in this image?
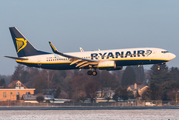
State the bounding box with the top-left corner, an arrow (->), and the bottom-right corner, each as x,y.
87,70 -> 93,75
92,71 -> 97,76
87,70 -> 97,76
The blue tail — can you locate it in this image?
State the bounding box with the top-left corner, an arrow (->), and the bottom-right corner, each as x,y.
9,27 -> 49,57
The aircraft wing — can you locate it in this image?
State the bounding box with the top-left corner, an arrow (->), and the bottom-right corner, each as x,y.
49,42 -> 98,68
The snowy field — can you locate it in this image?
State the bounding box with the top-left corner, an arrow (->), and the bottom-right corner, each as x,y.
0,110 -> 178,120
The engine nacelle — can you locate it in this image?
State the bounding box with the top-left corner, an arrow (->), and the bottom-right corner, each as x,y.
98,61 -> 123,70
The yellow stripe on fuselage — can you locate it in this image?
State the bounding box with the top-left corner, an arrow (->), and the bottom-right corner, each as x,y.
98,65 -> 114,68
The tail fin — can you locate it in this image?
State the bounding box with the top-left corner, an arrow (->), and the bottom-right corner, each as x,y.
9,27 -> 49,57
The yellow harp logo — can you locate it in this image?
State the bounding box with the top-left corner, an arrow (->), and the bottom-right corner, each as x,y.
15,38 -> 27,53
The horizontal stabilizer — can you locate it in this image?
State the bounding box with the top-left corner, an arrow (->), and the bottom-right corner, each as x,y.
4,56 -> 28,60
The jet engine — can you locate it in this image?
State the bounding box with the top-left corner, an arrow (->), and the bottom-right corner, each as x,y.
98,61 -> 123,70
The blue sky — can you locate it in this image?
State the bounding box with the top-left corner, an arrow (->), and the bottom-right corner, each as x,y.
1,1 -> 179,75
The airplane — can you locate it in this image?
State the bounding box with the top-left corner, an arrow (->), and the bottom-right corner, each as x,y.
4,27 -> 176,76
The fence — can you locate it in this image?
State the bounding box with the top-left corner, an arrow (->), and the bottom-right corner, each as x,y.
0,100 -> 178,107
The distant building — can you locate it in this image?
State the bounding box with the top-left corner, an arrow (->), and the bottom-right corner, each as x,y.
0,80 -> 35,101
96,87 -> 115,99
22,94 -> 38,103
95,87 -> 116,103
22,94 -> 54,103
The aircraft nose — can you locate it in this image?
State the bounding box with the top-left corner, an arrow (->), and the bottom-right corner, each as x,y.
169,53 -> 176,60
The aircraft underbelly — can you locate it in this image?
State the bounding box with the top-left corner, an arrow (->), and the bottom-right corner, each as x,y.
41,63 -> 78,70
115,59 -> 168,66
17,62 -> 81,70
17,59 -> 168,70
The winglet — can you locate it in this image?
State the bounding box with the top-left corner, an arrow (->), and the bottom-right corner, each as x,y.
49,42 -> 58,53
49,41 -> 70,57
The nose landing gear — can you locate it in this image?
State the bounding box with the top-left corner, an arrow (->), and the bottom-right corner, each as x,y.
158,65 -> 160,70
157,63 -> 166,70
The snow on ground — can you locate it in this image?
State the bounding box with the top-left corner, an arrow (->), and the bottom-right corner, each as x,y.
0,110 -> 178,120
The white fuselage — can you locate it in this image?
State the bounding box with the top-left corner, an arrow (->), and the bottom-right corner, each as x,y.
16,47 -> 176,70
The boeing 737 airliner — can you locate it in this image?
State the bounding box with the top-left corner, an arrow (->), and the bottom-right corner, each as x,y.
4,27 -> 176,76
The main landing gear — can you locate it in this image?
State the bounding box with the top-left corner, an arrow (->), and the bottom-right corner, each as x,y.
87,69 -> 97,76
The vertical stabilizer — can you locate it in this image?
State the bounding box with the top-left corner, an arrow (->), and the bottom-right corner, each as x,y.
9,27 -> 49,57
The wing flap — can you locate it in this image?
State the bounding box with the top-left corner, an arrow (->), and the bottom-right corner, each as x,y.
70,59 -> 83,65
76,61 -> 88,67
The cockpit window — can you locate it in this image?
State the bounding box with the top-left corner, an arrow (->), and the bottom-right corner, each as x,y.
161,51 -> 169,53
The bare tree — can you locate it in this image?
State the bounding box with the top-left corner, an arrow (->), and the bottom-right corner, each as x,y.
11,64 -> 25,82
85,80 -> 99,103
41,69 -> 55,94
78,91 -> 87,103
167,88 -> 179,104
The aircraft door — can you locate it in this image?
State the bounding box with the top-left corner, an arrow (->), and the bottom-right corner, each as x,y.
153,50 -> 157,58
